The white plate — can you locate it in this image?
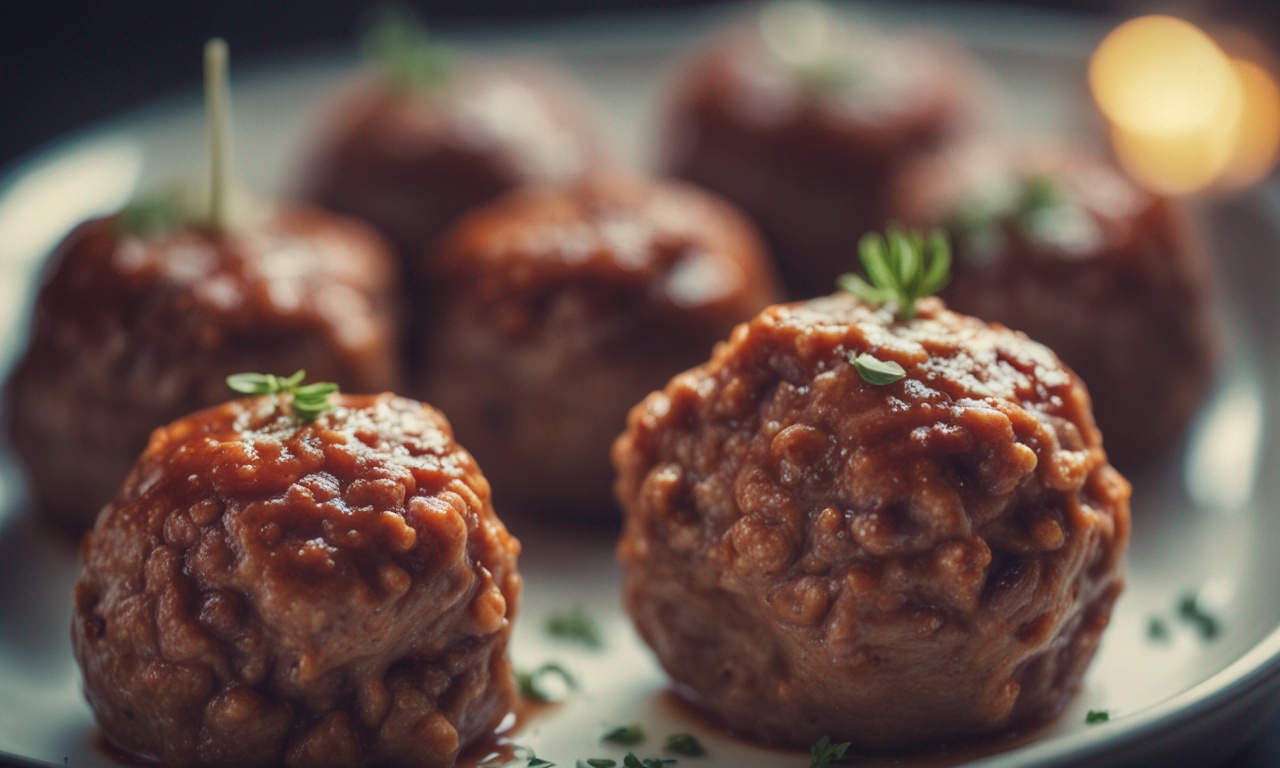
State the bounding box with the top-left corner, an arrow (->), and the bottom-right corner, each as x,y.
3,4 -> 1280,767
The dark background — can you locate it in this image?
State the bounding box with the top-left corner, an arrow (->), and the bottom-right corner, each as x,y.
2,0 -> 1278,171
3,1 -> 1280,766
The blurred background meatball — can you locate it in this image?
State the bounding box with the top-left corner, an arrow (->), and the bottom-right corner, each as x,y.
886,143 -> 1214,466
300,24 -> 601,281
73,391 -> 520,768
421,174 -> 781,523
5,204 -> 401,534
663,1 -> 981,299
615,292 -> 1130,750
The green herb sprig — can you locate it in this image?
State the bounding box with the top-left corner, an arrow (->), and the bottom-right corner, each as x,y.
516,662 -> 577,703
362,4 -> 453,93
116,191 -> 192,238
226,370 -> 339,423
809,735 -> 853,768
838,224 -> 951,322
1085,709 -> 1110,724
547,607 -> 603,649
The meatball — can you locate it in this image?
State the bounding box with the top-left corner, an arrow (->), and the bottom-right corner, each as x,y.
664,3 -> 978,299
4,206 -> 400,533
301,66 -> 598,274
886,144 -> 1213,465
421,175 -> 781,521
72,392 -> 521,768
614,292 -> 1130,751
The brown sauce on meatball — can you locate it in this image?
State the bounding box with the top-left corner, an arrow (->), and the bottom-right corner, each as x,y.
73,393 -> 519,767
886,144 -> 1214,465
4,207 -> 402,534
420,174 -> 781,521
614,293 -> 1129,751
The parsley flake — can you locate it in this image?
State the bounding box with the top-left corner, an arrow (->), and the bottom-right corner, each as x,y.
1148,616 -> 1170,642
663,734 -> 705,757
516,662 -> 577,703
850,352 -> 906,386
622,754 -> 674,768
1178,592 -> 1221,640
1086,709 -> 1110,724
578,761 -> 617,768
601,725 -> 645,746
547,606 -> 603,649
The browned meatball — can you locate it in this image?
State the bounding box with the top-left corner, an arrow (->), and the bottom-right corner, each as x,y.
664,4 -> 978,299
614,293 -> 1130,751
4,206 -> 400,534
421,175 -> 781,521
301,67 -> 598,274
72,392 -> 520,768
886,144 -> 1214,465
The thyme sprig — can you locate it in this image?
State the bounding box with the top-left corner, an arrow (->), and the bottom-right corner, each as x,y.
226,370 -> 339,423
362,4 -> 453,93
837,224 -> 951,321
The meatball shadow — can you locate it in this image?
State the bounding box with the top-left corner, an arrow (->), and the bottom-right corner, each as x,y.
0,503 -> 81,679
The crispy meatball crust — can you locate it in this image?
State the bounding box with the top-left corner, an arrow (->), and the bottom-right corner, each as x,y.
72,393 -> 520,768
614,294 -> 1130,751
886,145 -> 1213,465
664,24 -> 978,299
421,175 -> 781,519
4,207 -> 401,533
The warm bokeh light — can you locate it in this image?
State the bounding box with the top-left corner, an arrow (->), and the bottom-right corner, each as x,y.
1221,59 -> 1280,188
1090,16 -> 1235,136
1091,16 -> 1280,194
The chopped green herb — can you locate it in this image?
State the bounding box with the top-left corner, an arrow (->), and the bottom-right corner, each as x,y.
850,352 -> 906,386
663,734 -> 705,757
516,662 -> 577,703
1085,709 -> 1110,724
226,370 -> 338,423
1016,173 -> 1063,217
1147,616 -> 1170,641
547,607 -> 603,649
809,735 -> 852,767
621,754 -> 674,768
837,224 -> 951,321
361,4 -> 453,93
527,760 -> 555,768
1178,592 -> 1221,640
601,725 -> 645,746
578,761 -> 617,768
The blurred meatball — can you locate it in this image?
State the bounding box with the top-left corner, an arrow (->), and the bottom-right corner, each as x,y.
421,175 -> 781,521
302,65 -> 599,276
664,2 -> 979,299
4,206 -> 400,533
886,144 -> 1214,465
73,392 -> 520,768
615,292 -> 1130,751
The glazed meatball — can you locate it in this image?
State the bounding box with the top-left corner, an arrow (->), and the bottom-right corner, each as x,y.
302,66 -> 598,274
4,206 -> 400,533
886,144 -> 1213,465
664,3 -> 978,299
72,392 -> 520,768
421,175 -> 781,521
614,293 -> 1130,751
